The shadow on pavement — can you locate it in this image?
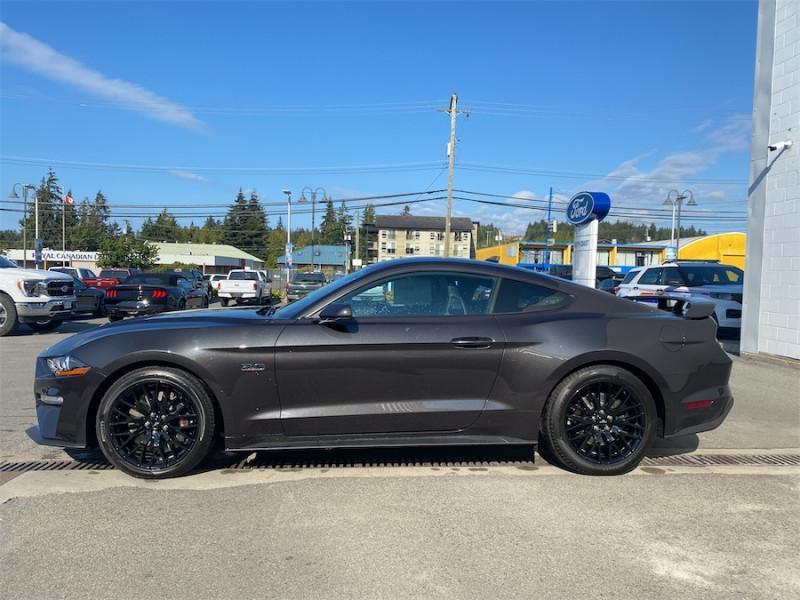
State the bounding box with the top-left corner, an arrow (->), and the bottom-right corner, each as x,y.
648,434 -> 700,456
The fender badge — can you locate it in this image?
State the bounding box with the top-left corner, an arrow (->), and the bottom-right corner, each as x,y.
240,363 -> 266,373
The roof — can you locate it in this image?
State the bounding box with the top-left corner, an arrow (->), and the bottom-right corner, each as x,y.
370,215 -> 475,232
277,244 -> 348,266
154,242 -> 263,262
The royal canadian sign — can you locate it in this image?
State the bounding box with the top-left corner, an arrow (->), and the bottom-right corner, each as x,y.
566,191 -> 611,226
41,250 -> 99,261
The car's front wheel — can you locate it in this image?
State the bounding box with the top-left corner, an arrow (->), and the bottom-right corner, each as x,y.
27,319 -> 63,332
541,365 -> 656,475
96,366 -> 216,478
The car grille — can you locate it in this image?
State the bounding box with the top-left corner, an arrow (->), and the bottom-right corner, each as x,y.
47,280 -> 74,297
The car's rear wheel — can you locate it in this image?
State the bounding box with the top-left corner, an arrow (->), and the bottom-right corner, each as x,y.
220,298 -> 229,307
541,365 -> 656,475
96,367 -> 216,479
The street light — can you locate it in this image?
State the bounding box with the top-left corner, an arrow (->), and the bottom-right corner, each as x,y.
299,187 -> 327,272
8,183 -> 37,267
663,189 -> 696,257
282,189 -> 292,293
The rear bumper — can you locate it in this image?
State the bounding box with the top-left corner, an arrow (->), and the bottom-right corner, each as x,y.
106,301 -> 167,317
663,385 -> 735,438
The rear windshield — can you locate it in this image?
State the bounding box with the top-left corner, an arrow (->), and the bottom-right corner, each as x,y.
292,273 -> 326,283
229,271 -> 260,281
621,270 -> 639,284
677,265 -> 743,287
124,273 -> 177,285
100,270 -> 130,279
0,256 -> 17,268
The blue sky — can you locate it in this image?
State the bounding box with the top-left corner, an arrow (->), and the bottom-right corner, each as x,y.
1,0 -> 757,237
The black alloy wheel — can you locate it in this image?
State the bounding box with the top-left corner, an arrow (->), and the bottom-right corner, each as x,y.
542,365 -> 656,475
28,319 -> 62,332
97,367 -> 215,478
563,381 -> 646,465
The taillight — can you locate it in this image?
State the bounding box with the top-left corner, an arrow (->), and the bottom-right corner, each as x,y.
252,282 -> 257,290
151,289 -> 168,299
106,289 -> 117,298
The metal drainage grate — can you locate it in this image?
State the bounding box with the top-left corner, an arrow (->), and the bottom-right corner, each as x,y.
642,454 -> 800,467
1,453 -> 798,473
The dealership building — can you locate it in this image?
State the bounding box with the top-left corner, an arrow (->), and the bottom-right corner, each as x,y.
5,242 -> 264,274
741,0 -> 799,361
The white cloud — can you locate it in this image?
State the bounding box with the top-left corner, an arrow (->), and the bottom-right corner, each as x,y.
706,115 -> 751,151
0,22 -> 202,130
169,170 -> 207,183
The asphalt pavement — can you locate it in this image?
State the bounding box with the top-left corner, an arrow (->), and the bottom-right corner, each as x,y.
0,311 -> 798,599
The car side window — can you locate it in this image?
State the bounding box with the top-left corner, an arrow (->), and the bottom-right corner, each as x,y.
339,272 -> 496,317
492,279 -> 569,314
660,268 -> 685,286
177,278 -> 192,290
637,268 -> 662,285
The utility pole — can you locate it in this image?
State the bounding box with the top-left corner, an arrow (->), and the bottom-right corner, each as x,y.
439,93 -> 468,257
664,190 -> 696,258
354,211 -> 360,266
545,186 -> 553,267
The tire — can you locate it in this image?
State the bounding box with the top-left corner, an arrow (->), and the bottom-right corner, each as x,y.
541,365 -> 657,476
0,294 -> 18,337
27,319 -> 63,333
96,366 -> 216,479
176,300 -> 186,312
94,301 -> 107,317
220,298 -> 229,307
108,315 -> 124,322
202,296 -> 209,308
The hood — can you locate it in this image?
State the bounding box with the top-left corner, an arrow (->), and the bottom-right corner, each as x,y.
41,307 -> 275,357
0,267 -> 72,281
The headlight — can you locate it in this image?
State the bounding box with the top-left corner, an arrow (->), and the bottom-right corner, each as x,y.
709,292 -> 735,301
46,356 -> 91,377
18,280 -> 48,297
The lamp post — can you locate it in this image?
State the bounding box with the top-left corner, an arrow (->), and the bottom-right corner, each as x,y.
299,187 -> 327,272
8,183 -> 37,267
663,190 -> 696,258
282,189 -> 292,294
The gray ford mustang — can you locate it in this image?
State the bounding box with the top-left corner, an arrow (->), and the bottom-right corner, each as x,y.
32,258 -> 733,478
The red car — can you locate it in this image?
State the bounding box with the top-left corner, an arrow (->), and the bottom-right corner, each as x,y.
95,268 -> 140,289
49,267 -> 101,287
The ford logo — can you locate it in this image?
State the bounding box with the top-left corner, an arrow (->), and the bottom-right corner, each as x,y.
566,191 -> 611,226
61,285 -> 70,293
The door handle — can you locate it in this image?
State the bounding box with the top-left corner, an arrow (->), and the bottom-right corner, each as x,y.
450,337 -> 494,349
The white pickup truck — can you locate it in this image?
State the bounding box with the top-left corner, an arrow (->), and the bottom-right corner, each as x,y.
216,269 -> 270,307
0,255 -> 77,336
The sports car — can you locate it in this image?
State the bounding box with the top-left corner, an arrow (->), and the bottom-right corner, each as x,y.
32,258 -> 733,478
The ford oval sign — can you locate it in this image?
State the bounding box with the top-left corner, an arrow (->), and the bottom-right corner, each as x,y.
566,191 -> 611,226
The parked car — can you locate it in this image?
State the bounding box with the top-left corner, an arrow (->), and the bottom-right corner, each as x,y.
286,271 -> 327,301
0,255 -> 76,336
205,274 -> 227,294
616,261 -> 744,330
104,271 -> 209,321
49,266 -> 99,287
596,277 -> 622,294
95,268 -> 140,289
171,268 -> 209,293
31,257 -> 733,478
217,269 -> 268,306
71,277 -> 106,316
542,264 -> 618,283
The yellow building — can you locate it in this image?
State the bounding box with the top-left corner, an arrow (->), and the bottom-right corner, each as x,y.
476,232 -> 747,271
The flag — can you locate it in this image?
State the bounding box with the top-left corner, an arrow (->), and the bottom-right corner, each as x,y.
64,192 -> 74,205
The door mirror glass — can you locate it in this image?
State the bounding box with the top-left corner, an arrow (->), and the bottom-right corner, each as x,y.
319,302 -> 353,322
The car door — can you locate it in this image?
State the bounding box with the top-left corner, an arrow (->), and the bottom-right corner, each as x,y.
274,271 -> 505,436
630,267 -> 664,297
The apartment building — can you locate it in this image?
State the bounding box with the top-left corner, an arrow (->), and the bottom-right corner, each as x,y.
365,215 -> 478,263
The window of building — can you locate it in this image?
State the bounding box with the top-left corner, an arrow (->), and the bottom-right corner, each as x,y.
493,279 -> 570,314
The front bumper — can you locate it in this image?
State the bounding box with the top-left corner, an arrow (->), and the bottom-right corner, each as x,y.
713,300 -> 742,329
16,297 -> 77,323
32,360 -> 107,448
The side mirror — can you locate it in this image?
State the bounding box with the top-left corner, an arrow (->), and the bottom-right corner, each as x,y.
318,302 -> 353,323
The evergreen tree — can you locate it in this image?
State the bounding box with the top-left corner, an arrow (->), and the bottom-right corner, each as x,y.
140,209 -> 183,242
222,189 -> 249,250
358,204 -> 377,260
336,200 -> 353,237
401,205 -> 412,216
194,216 -> 224,244
21,170 -> 62,249
73,191 -> 117,250
97,237 -> 159,269
319,197 -> 340,244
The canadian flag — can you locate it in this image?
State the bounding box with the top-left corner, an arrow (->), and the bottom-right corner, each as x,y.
64,192 -> 74,205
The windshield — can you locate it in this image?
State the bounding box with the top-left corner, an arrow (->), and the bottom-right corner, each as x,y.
0,256 -> 18,268
677,265 -> 743,287
100,270 -> 130,279
274,268 -> 375,319
621,270 -> 639,284
292,273 -> 326,283
229,271 -> 260,281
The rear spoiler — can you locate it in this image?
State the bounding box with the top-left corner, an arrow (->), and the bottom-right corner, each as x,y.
655,294 -> 715,320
